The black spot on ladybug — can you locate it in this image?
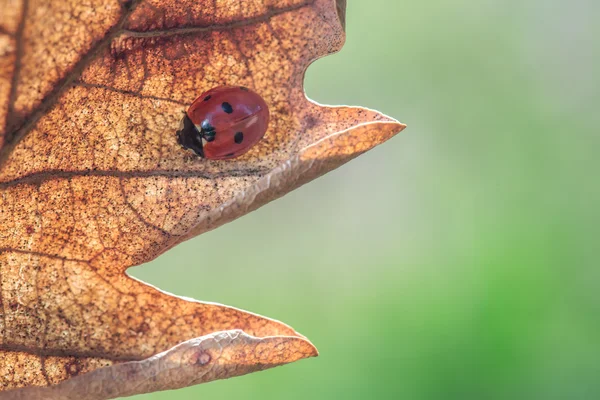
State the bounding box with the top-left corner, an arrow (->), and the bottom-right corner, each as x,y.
204,95 -> 212,101
234,132 -> 244,144
240,86 -> 249,91
221,102 -> 233,114
225,153 -> 235,157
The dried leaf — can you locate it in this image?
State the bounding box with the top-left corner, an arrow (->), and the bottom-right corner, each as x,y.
5,330 -> 318,399
0,0 -> 405,398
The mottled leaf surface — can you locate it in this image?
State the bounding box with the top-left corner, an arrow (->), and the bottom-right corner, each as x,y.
0,0 -> 404,397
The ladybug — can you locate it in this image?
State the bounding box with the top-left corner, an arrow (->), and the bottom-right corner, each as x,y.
176,86 -> 270,160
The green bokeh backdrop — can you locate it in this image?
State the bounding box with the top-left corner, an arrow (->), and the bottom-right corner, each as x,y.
131,1 -> 600,399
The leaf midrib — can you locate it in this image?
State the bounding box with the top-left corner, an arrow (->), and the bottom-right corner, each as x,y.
0,168 -> 268,189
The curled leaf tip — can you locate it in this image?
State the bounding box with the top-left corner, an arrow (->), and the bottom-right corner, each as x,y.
336,0 -> 347,30
2,330 -> 318,400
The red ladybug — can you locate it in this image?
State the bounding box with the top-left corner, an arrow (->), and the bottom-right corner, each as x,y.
176,86 -> 270,160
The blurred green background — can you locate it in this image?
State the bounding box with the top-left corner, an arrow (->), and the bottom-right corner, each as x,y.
131,1 -> 600,399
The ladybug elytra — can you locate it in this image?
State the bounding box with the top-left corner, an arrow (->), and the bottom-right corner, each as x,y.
176,86 -> 270,160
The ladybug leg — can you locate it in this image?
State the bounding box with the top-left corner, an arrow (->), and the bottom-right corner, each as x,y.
199,120 -> 217,142
200,130 -> 216,142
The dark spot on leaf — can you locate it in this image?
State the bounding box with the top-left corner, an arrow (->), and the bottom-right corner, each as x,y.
303,115 -> 318,130
65,360 -> 83,376
121,0 -> 133,11
196,352 -> 211,366
234,132 -> 244,144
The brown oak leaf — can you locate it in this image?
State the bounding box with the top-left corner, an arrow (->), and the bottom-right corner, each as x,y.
0,0 -> 405,398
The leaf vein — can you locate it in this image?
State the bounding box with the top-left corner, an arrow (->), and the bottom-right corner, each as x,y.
0,168 -> 267,189
121,1 -> 315,38
0,342 -> 140,362
4,0 -> 30,139
76,82 -> 188,106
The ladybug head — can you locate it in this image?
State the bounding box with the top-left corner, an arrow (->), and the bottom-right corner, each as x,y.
176,113 -> 205,158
